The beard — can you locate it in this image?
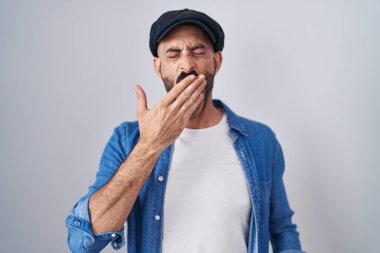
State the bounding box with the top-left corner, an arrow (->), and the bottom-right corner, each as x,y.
161,67 -> 215,115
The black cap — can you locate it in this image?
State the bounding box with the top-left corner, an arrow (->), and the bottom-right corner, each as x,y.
149,8 -> 225,57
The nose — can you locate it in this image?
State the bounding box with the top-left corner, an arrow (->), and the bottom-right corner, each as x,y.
179,53 -> 196,73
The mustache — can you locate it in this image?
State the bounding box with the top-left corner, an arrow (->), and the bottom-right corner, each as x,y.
176,70 -> 199,84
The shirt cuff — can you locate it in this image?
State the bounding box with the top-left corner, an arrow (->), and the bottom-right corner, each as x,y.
66,196 -> 125,251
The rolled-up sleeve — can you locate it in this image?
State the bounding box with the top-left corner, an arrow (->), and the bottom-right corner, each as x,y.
65,196 -> 125,253
270,134 -> 306,253
65,122 -> 130,253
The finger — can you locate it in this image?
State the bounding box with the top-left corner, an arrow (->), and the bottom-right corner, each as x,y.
134,85 -> 147,115
176,78 -> 206,112
161,74 -> 198,106
183,92 -> 205,121
170,75 -> 206,109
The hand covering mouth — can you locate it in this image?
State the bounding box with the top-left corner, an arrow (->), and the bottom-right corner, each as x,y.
176,70 -> 199,84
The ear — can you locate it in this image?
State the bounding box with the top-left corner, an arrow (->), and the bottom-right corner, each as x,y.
213,51 -> 223,74
153,57 -> 162,78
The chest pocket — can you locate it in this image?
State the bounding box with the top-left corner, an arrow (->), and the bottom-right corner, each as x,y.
253,180 -> 272,224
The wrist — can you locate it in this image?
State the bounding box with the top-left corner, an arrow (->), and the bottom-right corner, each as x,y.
135,139 -> 163,157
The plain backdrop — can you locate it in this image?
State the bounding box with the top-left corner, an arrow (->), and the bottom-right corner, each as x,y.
1,0 -> 379,252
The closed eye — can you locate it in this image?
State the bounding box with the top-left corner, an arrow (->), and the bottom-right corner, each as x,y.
193,50 -> 205,55
167,53 -> 180,58
166,47 -> 182,58
190,44 -> 206,56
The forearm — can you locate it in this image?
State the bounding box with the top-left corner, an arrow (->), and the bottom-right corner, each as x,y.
88,140 -> 161,234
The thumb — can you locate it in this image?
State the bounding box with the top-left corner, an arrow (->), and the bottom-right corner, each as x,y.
134,84 -> 148,114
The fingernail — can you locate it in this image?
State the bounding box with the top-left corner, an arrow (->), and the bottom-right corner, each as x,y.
189,75 -> 195,81
198,74 -> 205,80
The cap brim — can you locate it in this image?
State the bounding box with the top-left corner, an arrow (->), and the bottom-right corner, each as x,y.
156,19 -> 216,44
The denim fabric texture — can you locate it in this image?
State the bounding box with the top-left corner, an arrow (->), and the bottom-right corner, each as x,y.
65,99 -> 305,253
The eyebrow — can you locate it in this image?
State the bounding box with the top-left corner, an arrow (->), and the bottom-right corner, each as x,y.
165,43 -> 207,53
166,47 -> 182,53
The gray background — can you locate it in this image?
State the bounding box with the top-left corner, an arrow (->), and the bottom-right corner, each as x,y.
1,0 -> 379,252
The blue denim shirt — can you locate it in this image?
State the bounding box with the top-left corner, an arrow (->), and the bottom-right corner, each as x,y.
65,99 -> 305,253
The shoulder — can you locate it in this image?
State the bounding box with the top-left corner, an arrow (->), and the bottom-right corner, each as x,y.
238,115 -> 277,143
116,120 -> 139,135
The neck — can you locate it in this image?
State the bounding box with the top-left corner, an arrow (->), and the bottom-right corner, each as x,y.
185,95 -> 224,129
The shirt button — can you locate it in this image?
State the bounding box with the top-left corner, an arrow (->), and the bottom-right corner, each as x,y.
158,176 -> 164,181
111,233 -> 116,238
154,215 -> 160,221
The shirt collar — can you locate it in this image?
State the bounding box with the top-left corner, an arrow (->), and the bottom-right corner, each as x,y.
212,99 -> 249,137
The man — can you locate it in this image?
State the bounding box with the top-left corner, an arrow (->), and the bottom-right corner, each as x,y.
65,8 -> 305,253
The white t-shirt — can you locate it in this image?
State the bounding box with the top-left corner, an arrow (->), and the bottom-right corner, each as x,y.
162,112 -> 252,253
